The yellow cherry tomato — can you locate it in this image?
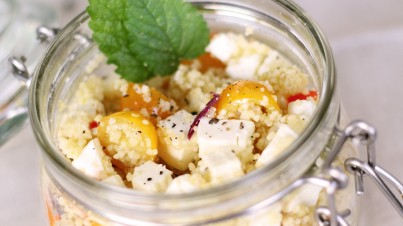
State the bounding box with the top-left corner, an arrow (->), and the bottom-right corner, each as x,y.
97,111 -> 158,164
182,52 -> 226,73
120,83 -> 176,124
46,202 -> 56,226
214,80 -> 281,114
90,221 -> 103,226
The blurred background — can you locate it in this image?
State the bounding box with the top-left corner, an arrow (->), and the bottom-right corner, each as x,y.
0,0 -> 402,225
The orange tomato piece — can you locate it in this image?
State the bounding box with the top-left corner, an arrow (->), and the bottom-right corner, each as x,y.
90,221 -> 103,226
46,202 -> 58,226
98,111 -> 158,154
182,52 -> 226,73
214,80 -> 281,114
120,83 -> 176,124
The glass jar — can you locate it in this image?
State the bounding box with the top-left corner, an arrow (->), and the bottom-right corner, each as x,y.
24,0 -> 401,226
0,0 -> 57,145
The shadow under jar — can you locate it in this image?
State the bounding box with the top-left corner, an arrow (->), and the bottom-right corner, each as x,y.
31,0 -> 364,225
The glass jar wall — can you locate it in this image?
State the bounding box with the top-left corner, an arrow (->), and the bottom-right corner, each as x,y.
0,0 -> 57,145
31,0 -> 358,225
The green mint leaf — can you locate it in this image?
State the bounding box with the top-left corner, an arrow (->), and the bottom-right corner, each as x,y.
87,0 -> 210,82
87,0 -> 151,82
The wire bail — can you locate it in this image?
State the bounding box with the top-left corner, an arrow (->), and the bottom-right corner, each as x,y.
315,120 -> 403,225
9,26 -> 60,84
343,121 -> 403,218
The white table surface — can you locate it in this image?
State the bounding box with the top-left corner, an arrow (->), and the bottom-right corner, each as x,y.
1,0 -> 402,225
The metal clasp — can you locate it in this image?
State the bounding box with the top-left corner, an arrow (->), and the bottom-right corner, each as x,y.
9,26 -> 59,83
314,120 -> 403,226
252,120 -> 402,226
36,26 -> 60,43
343,121 -> 403,217
9,56 -> 30,84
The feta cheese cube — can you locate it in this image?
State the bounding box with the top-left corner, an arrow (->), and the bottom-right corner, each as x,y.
257,50 -> 279,75
72,138 -> 112,180
226,54 -> 262,80
206,33 -> 237,62
165,174 -> 206,194
201,150 -> 244,184
102,175 -> 125,187
284,114 -> 308,134
283,184 -> 322,212
298,184 -> 323,206
288,100 -> 316,120
256,124 -> 298,167
157,110 -> 198,171
132,161 -> 173,192
247,204 -> 282,226
197,117 -> 255,157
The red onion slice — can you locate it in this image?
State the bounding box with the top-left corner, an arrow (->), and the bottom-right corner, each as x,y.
187,93 -> 220,139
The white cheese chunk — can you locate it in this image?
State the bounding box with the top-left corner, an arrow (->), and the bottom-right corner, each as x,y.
165,174 -> 206,194
132,161 -> 173,192
197,117 -> 255,157
157,110 -> 198,171
247,204 -> 282,226
226,54 -> 262,80
102,175 -> 125,187
256,124 -> 298,168
72,138 -> 110,180
206,33 -> 237,62
201,150 -> 244,184
283,184 -> 322,212
257,50 -> 279,75
160,110 -> 194,135
298,184 -> 323,206
288,99 -> 316,120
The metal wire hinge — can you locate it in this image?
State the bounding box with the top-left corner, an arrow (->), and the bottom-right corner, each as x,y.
313,120 -> 403,226
343,121 -> 403,216
9,26 -> 60,84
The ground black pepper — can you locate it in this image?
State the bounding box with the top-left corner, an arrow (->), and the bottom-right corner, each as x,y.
209,118 -> 219,124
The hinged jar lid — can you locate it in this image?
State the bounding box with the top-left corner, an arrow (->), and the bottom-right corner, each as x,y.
0,0 -> 59,145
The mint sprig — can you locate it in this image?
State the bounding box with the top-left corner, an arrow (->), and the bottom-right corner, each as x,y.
87,0 -> 210,82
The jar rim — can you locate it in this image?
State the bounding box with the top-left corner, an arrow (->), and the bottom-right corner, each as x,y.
30,0 -> 336,223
